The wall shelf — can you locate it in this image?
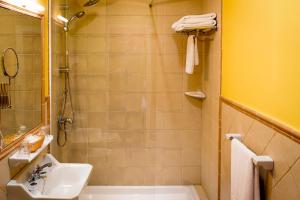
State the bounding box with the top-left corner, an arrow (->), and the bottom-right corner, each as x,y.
184,91 -> 206,99
9,135 -> 53,167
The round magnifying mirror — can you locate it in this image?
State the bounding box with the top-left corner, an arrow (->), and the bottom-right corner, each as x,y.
2,48 -> 19,78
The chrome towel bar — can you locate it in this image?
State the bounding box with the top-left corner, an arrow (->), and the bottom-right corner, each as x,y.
226,133 -> 274,171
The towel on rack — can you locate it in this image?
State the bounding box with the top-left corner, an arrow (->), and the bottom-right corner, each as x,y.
172,18 -> 214,29
185,35 -> 195,74
171,13 -> 217,29
183,13 -> 216,19
174,20 -> 216,32
231,139 -> 260,200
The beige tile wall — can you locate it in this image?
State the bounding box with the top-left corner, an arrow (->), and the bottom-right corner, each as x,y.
199,0 -> 221,199
221,103 -> 300,200
55,0 -> 204,185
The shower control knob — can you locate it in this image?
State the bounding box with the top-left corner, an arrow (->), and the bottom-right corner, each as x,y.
65,118 -> 73,124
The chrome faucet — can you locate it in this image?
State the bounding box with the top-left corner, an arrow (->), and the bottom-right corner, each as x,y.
36,162 -> 52,173
28,162 -> 52,183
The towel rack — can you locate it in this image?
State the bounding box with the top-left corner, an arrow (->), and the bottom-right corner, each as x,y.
225,133 -> 274,171
177,27 -> 217,37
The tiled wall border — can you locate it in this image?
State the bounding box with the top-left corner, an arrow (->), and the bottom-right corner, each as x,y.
220,97 -> 300,144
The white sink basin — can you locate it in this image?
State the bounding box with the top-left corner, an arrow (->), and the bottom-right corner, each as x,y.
7,154 -> 93,200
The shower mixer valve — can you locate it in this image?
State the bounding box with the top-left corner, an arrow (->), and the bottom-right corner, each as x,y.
58,117 -> 73,126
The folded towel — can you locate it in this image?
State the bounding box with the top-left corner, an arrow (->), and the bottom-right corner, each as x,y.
194,37 -> 199,66
185,35 -> 195,74
231,139 -> 260,200
180,13 -> 217,20
172,13 -> 217,29
172,18 -> 214,29
174,20 -> 216,32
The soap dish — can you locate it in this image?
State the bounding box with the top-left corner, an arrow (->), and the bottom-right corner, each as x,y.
184,91 -> 206,99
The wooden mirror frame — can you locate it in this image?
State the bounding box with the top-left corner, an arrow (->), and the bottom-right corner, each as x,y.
0,1 -> 47,160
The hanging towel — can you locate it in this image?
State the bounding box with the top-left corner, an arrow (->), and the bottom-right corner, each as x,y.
185,35 -> 195,74
231,139 -> 260,200
194,37 -> 199,66
174,20 -> 216,32
171,13 -> 217,29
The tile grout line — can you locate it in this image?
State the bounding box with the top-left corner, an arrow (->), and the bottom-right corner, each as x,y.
272,156 -> 300,189
261,131 -> 276,154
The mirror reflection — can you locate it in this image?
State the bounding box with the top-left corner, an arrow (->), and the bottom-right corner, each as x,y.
0,7 -> 42,149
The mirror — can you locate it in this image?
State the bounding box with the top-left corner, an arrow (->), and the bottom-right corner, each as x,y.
0,6 -> 42,150
2,48 -> 20,80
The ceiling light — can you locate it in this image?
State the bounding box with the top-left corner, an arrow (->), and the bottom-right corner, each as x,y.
2,0 -> 45,14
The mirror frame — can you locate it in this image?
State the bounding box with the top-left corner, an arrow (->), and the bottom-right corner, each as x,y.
0,2 -> 47,160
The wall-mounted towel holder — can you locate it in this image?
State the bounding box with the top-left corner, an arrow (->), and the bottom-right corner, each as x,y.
176,16 -> 218,37
178,27 -> 217,38
226,133 -> 274,171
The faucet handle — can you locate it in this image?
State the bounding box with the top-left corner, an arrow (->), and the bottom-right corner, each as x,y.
38,171 -> 47,178
36,162 -> 52,173
28,173 -> 39,183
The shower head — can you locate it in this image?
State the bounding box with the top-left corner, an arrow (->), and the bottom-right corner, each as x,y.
64,11 -> 85,32
83,0 -> 100,7
69,11 -> 85,21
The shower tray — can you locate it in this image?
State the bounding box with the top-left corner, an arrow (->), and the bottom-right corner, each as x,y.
80,186 -> 200,200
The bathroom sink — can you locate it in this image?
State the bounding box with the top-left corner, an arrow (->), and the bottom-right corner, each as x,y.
7,154 -> 93,200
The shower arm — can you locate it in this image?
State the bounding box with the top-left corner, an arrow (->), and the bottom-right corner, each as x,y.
149,0 -> 153,7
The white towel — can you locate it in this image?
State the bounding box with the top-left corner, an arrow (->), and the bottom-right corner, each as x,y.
180,13 -> 217,20
194,36 -> 199,66
185,35 -> 195,74
174,20 -> 216,32
172,18 -> 214,29
171,13 -> 217,29
231,139 -> 260,200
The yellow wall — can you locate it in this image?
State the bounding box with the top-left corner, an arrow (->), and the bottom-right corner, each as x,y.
222,0 -> 300,132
